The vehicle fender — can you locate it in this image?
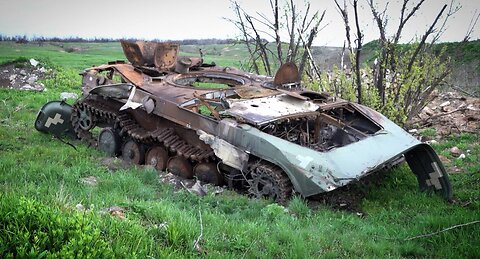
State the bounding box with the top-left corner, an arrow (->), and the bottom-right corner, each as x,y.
35,100 -> 75,137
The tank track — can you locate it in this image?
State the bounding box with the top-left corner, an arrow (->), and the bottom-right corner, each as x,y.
71,97 -> 215,162
71,97 -> 292,203
71,98 -> 119,147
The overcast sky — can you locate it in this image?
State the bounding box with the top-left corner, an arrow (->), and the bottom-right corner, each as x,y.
0,0 -> 478,46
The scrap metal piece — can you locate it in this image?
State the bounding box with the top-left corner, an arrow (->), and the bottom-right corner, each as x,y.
89,83 -> 133,99
121,41 -> 147,66
194,163 -> 223,185
226,94 -> 319,125
273,62 -> 300,88
197,130 -> 249,171
248,162 -> 292,204
405,144 -> 452,200
154,43 -> 179,69
142,97 -> 155,114
234,86 -> 278,99
121,40 -> 179,70
98,128 -> 121,156
35,101 -> 75,137
120,86 -> 142,111
175,57 -> 193,74
75,103 -> 95,130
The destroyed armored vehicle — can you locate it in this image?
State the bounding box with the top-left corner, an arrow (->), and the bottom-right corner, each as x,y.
37,40 -> 452,203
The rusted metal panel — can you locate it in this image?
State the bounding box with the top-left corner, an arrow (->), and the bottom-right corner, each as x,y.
112,64 -> 147,86
120,40 -> 179,69
234,87 -> 278,99
226,94 -> 319,125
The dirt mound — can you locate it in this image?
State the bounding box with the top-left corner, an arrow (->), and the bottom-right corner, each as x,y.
0,59 -> 49,91
407,91 -> 480,138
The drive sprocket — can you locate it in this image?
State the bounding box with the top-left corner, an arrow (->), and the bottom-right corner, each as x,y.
248,162 -> 292,204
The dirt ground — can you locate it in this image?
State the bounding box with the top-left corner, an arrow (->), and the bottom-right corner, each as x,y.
0,59 -> 48,91
407,91 -> 480,139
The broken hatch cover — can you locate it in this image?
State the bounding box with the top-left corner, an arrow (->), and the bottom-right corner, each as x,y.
273,62 -> 300,87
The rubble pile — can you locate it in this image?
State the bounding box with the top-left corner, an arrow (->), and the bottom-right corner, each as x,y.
408,91 -> 480,138
0,58 -> 48,91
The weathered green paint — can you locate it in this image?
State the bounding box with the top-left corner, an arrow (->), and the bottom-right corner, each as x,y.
216,104 -> 452,199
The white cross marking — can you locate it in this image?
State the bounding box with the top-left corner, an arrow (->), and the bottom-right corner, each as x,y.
425,162 -> 443,190
45,113 -> 64,128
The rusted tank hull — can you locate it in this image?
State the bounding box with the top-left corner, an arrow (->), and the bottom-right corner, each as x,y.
41,40 -> 452,203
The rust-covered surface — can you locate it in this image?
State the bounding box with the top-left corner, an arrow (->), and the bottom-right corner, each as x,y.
51,40 -> 452,203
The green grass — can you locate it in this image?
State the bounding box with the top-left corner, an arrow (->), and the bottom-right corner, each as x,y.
0,42 -> 479,257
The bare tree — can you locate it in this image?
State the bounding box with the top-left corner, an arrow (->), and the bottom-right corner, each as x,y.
334,0 -> 363,104
353,0 -> 363,104
334,0 -> 462,123
226,0 -> 325,77
230,2 -> 260,74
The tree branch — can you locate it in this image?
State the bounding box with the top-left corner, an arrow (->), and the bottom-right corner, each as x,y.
334,0 -> 353,54
353,0 -> 363,104
227,1 -> 260,74
464,9 -> 480,42
286,0 -> 296,62
272,0 -> 283,64
298,10 -> 325,76
394,0 -> 425,44
407,4 -> 447,72
432,0 -> 461,44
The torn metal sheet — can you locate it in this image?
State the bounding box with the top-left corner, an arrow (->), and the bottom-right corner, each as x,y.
234,86 -> 279,99
213,110 -> 451,198
89,83 -> 132,99
226,94 -> 319,125
197,130 -> 249,171
120,86 -> 142,111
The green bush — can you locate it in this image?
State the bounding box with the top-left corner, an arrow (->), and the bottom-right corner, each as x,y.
307,44 -> 450,125
0,194 -> 114,258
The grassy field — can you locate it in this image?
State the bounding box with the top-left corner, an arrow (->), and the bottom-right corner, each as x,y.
0,41 -> 243,71
0,41 -> 478,258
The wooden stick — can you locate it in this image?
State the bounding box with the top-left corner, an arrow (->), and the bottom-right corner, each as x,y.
404,220 -> 480,241
193,210 -> 205,254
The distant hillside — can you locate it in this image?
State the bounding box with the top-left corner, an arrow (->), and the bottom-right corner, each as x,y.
435,40 -> 480,93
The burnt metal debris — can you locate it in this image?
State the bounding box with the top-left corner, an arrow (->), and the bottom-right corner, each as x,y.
37,40 -> 452,203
